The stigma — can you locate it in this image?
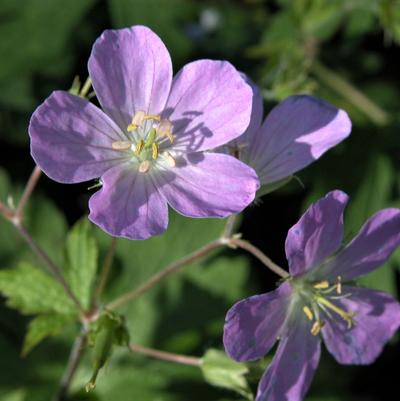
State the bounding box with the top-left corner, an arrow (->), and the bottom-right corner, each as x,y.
300,275 -> 356,336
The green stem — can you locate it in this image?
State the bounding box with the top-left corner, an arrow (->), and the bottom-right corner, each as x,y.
106,239 -> 223,310
229,238 -> 289,279
129,343 -> 201,366
312,61 -> 390,126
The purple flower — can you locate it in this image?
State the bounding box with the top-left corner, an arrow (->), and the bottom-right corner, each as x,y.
223,79 -> 352,192
224,190 -> 400,401
29,26 -> 259,240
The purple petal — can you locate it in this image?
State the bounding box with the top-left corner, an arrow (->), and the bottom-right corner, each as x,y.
235,75 -> 264,148
320,208 -> 400,280
165,60 -> 253,152
322,286 -> 400,364
249,95 -> 351,185
29,91 -> 126,184
88,26 -> 173,129
285,191 -> 349,277
223,282 -> 292,362
88,164 -> 168,240
256,317 -> 321,401
156,152 -> 259,218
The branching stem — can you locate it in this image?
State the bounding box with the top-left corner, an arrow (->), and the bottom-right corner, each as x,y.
228,238 -> 289,278
129,343 -> 201,366
106,239 -> 223,310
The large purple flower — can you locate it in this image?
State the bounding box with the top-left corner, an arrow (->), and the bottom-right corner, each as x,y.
223,79 -> 352,192
29,26 -> 259,240
224,190 -> 400,401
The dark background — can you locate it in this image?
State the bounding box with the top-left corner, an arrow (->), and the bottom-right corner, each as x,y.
1,1 -> 400,400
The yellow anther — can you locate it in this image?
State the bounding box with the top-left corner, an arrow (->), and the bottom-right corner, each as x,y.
143,114 -> 161,121
310,320 -> 324,336
303,306 -> 314,321
157,119 -> 174,143
164,151 -> 176,167
152,142 -> 159,160
111,140 -> 131,150
135,139 -> 145,155
313,280 -> 330,290
138,160 -> 151,173
127,110 -> 146,132
316,296 -> 355,329
336,276 -> 342,295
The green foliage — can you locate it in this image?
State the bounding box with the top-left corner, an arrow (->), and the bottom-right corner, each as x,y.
22,314 -> 74,356
201,349 -> 253,400
64,219 -> 98,310
86,311 -> 130,391
0,263 -> 76,316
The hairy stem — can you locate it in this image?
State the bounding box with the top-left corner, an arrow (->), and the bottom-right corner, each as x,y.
107,239 -> 223,310
312,61 -> 390,126
229,238 -> 289,278
14,165 -> 42,221
93,237 -> 117,304
52,328 -> 88,401
223,213 -> 239,238
15,222 -> 84,313
129,343 -> 201,366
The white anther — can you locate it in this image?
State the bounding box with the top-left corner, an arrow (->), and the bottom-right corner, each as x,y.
138,160 -> 151,173
111,140 -> 132,150
163,151 -> 176,167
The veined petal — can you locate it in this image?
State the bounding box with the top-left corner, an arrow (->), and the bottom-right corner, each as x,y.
322,286 -> 400,365
320,208 -> 400,280
251,95 -> 351,185
88,26 -> 173,129
29,91 -> 126,183
256,316 -> 321,401
223,282 -> 292,362
165,60 -> 252,152
88,164 -> 168,240
286,191 -> 349,277
156,152 -> 259,218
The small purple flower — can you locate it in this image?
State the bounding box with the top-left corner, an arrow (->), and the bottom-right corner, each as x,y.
29,26 -> 259,240
223,79 -> 352,192
224,190 -> 400,401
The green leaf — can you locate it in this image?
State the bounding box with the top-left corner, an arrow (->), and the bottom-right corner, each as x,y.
200,349 -> 253,400
22,314 -> 74,356
0,389 -> 26,401
64,219 -> 98,309
0,262 -> 76,315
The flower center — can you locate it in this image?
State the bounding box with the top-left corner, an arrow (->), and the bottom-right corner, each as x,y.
111,111 -> 175,173
294,276 -> 356,336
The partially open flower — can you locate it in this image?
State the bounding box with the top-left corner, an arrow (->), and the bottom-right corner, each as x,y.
29,26 -> 259,240
222,78 -> 352,194
224,191 -> 400,401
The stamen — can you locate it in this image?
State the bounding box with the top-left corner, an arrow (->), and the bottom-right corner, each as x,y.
157,119 -> 174,143
313,280 -> 330,290
111,140 -> 132,150
163,151 -> 176,167
336,276 -> 342,294
303,306 -> 314,321
152,142 -> 159,160
135,139 -> 145,155
310,320 -> 325,336
316,296 -> 355,329
127,110 -> 146,132
143,114 -> 161,121
138,160 -> 151,173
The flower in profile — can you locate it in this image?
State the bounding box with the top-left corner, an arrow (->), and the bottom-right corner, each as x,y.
223,79 -> 352,193
224,190 -> 400,401
29,26 -> 259,240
